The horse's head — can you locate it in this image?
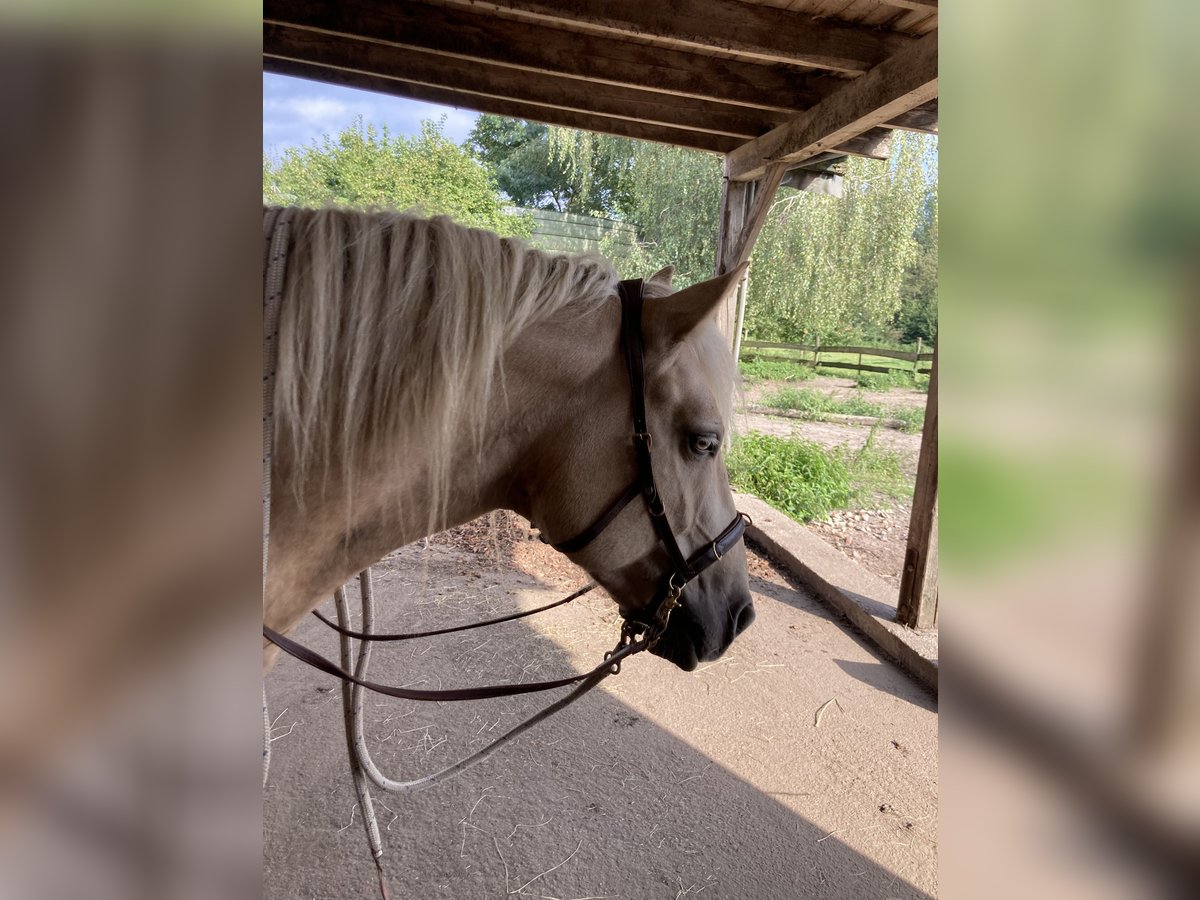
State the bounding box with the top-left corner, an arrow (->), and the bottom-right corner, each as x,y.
521,265 -> 755,671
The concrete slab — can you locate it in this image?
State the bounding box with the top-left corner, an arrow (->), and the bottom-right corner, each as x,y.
735,493 -> 939,693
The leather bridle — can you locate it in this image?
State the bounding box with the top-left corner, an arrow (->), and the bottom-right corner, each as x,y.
546,278 -> 750,640
263,278 -> 748,700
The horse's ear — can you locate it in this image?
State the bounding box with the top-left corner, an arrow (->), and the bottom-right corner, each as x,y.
644,264 -> 747,344
647,265 -> 675,289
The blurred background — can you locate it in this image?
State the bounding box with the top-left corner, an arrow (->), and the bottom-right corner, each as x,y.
0,1 -> 1196,897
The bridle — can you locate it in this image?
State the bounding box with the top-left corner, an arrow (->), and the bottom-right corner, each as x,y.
262,277 -> 748,758
544,278 -> 750,642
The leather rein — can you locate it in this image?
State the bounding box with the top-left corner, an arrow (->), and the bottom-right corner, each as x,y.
263,278 -> 748,705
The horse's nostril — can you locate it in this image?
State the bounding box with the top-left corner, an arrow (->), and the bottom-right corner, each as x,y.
734,599 -> 756,636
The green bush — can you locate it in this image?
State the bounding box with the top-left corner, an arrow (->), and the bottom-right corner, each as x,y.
726,434 -> 852,522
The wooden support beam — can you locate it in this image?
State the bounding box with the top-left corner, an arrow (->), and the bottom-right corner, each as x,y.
898,343 -> 938,629
264,0 -> 836,113
713,162 -> 784,350
265,24 -> 778,139
878,0 -> 939,11
714,178 -> 750,345
444,0 -> 911,75
884,99 -> 939,134
727,30 -> 938,181
264,59 -> 741,154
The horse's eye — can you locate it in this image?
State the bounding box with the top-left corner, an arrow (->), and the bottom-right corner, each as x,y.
689,433 -> 719,456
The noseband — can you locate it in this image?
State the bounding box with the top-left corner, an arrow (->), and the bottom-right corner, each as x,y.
546,278 -> 749,638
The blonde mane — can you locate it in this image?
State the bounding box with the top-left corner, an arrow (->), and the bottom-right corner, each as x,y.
271,206 -> 619,524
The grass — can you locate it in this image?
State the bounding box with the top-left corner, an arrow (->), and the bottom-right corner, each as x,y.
738,358 -> 816,382
727,427 -> 912,522
892,405 -> 926,434
726,433 -> 852,522
762,387 -> 887,419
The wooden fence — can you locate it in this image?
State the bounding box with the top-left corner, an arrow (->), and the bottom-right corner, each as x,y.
519,208 -> 638,255
740,338 -> 934,377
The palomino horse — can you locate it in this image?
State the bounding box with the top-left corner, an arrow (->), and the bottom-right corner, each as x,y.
263,207 -> 755,673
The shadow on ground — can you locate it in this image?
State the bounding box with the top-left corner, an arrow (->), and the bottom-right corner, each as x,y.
265,526 -> 937,899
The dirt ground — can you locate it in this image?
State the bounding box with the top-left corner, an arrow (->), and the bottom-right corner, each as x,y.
264,514 -> 938,899
735,374 -> 928,587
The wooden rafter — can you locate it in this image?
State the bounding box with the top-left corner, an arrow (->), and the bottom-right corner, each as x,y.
436,0 -> 912,75
264,58 -> 743,154
264,25 -> 783,139
727,30 -> 937,181
885,100 -> 939,134
264,0 -> 844,113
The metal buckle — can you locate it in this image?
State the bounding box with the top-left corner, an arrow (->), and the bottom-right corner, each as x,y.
633,431 -> 652,450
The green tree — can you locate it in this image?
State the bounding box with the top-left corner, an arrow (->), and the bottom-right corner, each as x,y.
744,132 -> 936,344
263,116 -> 530,237
896,188 -> 938,342
466,116 -> 572,210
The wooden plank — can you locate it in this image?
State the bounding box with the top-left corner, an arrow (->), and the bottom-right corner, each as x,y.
743,340 -> 920,362
264,0 -> 836,113
884,99 -> 939,134
812,360 -> 903,375
714,177 -> 750,344
447,0 -> 912,75
897,343 -> 938,629
264,24 -> 776,139
877,0 -> 939,11
730,163 -> 786,271
728,30 -> 938,181
263,59 -> 741,154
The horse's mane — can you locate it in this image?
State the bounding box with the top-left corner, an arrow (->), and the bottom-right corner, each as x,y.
271,206 -> 619,525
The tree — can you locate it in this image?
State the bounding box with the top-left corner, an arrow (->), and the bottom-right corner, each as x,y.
466,116 -> 572,210
743,132 -> 936,344
263,116 -> 530,237
896,188 -> 938,343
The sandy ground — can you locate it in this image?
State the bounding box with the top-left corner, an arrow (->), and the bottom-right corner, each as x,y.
734,374 -> 928,588
264,516 -> 938,899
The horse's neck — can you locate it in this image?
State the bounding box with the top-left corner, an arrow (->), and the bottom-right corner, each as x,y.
264,310 -> 606,636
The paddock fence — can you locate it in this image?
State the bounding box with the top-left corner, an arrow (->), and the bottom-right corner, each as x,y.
740,337 -> 934,377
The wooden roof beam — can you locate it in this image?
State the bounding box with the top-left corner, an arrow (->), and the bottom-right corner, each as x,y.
727,31 -> 937,182
264,24 -> 783,139
437,0 -> 911,75
884,100 -> 939,134
264,0 -> 840,113
263,58 -> 743,155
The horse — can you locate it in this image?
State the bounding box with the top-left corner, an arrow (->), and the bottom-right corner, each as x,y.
263,206 -> 755,673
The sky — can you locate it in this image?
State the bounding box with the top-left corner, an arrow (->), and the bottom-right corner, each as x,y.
263,73 -> 479,158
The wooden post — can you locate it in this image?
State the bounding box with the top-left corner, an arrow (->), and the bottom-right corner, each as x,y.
714,172 -> 750,349
813,335 -> 821,369
913,336 -> 922,372
715,161 -> 785,352
730,266 -> 751,366
898,342 -> 938,629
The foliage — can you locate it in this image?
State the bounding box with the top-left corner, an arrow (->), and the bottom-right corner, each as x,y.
726,434 -> 852,522
838,424 -> 912,505
895,187 -> 939,342
738,358 -> 816,383
263,117 -> 530,237
543,126 -> 636,217
547,129 -> 722,287
762,388 -> 886,419
744,133 -> 936,344
892,406 -> 926,434
466,116 -> 579,212
853,368 -> 917,390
